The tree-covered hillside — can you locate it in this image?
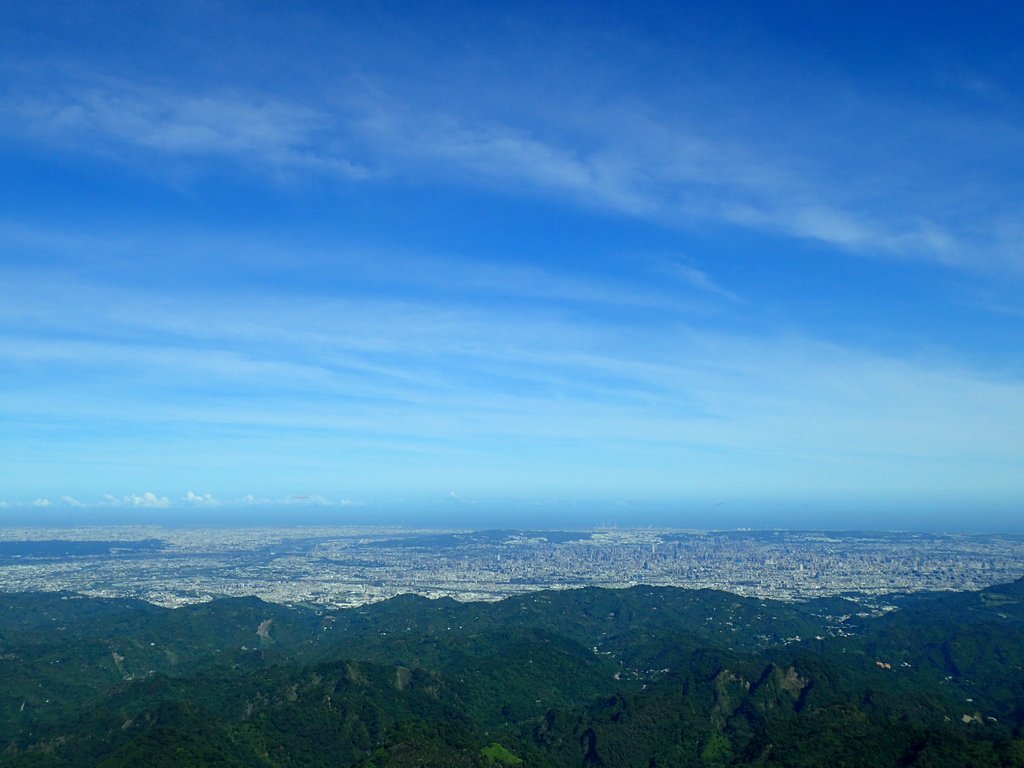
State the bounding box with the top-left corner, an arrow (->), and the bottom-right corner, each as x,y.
3,580 -> 1024,766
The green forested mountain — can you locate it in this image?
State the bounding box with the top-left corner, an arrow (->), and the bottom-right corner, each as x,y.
3,580 -> 1024,767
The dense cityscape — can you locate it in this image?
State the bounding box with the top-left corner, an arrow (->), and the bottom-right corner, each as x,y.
1,526 -> 1022,608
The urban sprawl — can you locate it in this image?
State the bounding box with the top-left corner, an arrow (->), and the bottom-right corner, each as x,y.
0,527 -> 1022,608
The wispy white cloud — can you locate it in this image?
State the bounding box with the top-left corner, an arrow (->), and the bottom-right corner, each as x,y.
1,275 -> 1020,500
60,495 -> 84,507
341,94 -> 1024,271
0,222 -> 710,337
31,498 -> 51,507
660,259 -> 741,303
2,77 -> 369,179
355,105 -> 655,216
4,71 -> 1020,272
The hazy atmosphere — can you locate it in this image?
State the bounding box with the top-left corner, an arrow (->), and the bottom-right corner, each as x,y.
2,1 -> 1023,529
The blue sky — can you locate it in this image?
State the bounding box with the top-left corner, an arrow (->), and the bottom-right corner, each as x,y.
1,1 -> 1022,529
